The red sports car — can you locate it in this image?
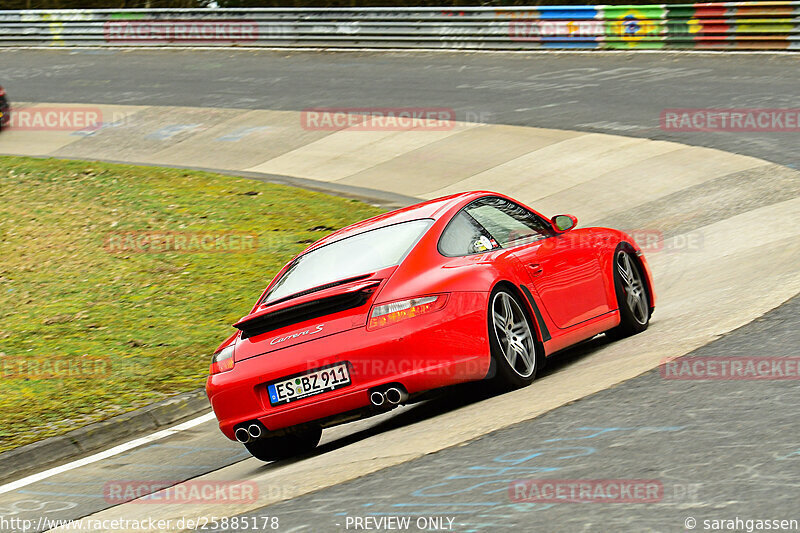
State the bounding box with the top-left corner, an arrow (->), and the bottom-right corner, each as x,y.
206,191 -> 655,461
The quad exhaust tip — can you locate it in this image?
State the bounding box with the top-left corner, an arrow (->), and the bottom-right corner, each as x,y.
369,390 -> 385,407
248,423 -> 262,440
369,386 -> 408,407
235,422 -> 264,443
385,387 -> 408,405
234,427 -> 251,443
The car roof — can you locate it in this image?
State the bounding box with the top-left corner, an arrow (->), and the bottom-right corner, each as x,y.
303,190 -> 492,253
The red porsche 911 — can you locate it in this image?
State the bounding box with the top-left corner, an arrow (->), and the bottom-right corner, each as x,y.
206,191 -> 655,461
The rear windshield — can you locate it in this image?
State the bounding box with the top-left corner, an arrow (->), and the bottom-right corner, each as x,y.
263,219 -> 433,304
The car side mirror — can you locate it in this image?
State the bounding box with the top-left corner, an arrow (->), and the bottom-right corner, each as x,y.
552,214 -> 578,233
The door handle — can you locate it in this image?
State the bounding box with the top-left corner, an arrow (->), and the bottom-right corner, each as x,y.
528,263 -> 544,277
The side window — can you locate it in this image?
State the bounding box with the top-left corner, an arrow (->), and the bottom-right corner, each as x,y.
439,211 -> 500,256
439,197 -> 553,257
465,197 -> 552,248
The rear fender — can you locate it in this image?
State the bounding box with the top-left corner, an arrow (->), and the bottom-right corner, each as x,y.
374,248 -> 517,302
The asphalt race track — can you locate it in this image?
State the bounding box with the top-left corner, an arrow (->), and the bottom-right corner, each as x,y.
217,293 -> 800,533
1,50 -> 799,168
0,49 -> 798,533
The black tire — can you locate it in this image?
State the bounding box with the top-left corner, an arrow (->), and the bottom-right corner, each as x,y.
607,245 -> 651,340
244,425 -> 322,462
486,285 -> 540,390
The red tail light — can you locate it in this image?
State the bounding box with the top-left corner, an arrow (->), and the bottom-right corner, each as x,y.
367,294 -> 448,330
210,345 -> 235,374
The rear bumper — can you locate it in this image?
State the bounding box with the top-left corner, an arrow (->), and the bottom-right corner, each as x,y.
206,291 -> 490,441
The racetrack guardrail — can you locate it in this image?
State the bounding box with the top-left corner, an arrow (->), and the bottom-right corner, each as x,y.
0,2 -> 797,50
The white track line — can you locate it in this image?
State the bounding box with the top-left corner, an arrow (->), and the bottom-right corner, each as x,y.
0,411 -> 215,496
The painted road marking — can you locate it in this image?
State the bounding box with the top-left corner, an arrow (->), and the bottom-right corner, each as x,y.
145,124 -> 200,140
215,126 -> 272,142
0,412 -> 215,496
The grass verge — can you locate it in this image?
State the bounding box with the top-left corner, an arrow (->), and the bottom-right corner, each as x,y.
0,156 -> 384,452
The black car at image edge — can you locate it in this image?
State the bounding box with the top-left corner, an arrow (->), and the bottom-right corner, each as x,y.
0,85 -> 10,130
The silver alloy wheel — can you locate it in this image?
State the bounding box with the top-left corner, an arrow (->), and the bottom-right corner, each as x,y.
616,251 -> 649,325
491,292 -> 537,378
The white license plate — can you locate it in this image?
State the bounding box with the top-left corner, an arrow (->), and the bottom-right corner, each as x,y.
267,363 -> 351,406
